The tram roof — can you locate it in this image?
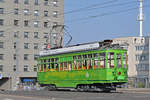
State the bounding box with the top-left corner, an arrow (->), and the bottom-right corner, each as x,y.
39,40 -> 126,57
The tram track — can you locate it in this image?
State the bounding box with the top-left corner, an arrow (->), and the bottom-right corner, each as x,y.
0,89 -> 150,100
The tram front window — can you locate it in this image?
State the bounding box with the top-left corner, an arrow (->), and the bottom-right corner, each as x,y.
123,53 -> 127,68
117,53 -> 122,68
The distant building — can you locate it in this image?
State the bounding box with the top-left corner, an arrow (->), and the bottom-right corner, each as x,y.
0,0 -> 64,90
113,36 -> 150,88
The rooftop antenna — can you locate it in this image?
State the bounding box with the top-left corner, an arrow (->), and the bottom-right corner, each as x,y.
138,0 -> 144,37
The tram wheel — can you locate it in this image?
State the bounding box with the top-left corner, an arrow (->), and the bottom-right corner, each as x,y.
48,84 -> 56,91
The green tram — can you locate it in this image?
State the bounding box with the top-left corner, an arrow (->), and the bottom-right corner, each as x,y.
37,41 -> 128,92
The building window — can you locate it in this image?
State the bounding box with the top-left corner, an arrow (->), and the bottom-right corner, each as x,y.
14,42 -> 16,49
44,11 -> 48,16
14,8 -> 18,15
0,8 -> 4,14
24,43 -> 29,49
53,22 -> 57,26
24,54 -> 28,60
24,9 -> 29,15
14,54 -> 16,60
34,54 -> 39,60
53,11 -> 57,17
0,31 -> 4,37
34,65 -> 37,72
43,43 -> 47,49
136,55 -> 140,61
34,10 -> 38,16
135,45 -> 147,51
0,54 -> 4,60
24,0 -> 29,4
24,20 -> 29,27
14,20 -> 19,26
14,0 -> 18,4
24,65 -> 28,72
34,21 -> 38,27
0,19 -> 4,26
34,0 -> 38,5
44,0 -> 48,5
0,65 -> 3,72
52,33 -> 57,39
53,0 -> 57,7
14,31 -> 19,37
0,42 -> 3,48
43,32 -> 48,38
44,22 -> 48,28
136,54 -> 147,61
13,65 -> 16,72
24,32 -> 28,38
34,32 -> 38,38
34,43 -> 38,49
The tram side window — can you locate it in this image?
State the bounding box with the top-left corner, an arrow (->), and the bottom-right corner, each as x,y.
55,58 -> 59,71
123,53 -> 127,68
47,63 -> 50,71
94,53 -> 99,69
68,62 -> 72,71
40,59 -> 44,63
107,53 -> 115,68
73,56 -> 77,70
48,58 -> 51,71
64,62 -> 68,71
40,64 -> 43,71
48,59 -> 50,63
60,62 -> 63,71
40,59 -> 43,71
117,54 -> 122,68
100,53 -> 105,68
78,55 -> 82,70
43,59 -> 47,71
51,58 -> 55,70
83,55 -> 87,69
88,54 -> 92,69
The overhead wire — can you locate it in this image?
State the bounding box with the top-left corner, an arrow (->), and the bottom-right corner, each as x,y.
26,0 -> 120,23
66,4 -> 150,23
64,26 -> 72,47
62,0 -> 119,15
75,1 -> 138,14
1,0 -> 149,33
63,0 -> 142,15
0,0 -> 121,32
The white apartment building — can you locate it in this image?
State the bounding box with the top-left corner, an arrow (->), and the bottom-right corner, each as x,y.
0,0 -> 64,90
113,36 -> 150,88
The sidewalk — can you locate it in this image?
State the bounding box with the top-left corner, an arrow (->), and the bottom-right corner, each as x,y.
117,88 -> 150,93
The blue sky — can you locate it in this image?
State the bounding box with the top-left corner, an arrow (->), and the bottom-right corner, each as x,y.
64,0 -> 150,44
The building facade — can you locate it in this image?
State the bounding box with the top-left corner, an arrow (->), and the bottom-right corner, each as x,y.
0,0 -> 64,90
113,36 -> 150,88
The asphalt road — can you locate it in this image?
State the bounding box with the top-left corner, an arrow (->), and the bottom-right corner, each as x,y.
0,89 -> 150,100
0,94 -> 50,100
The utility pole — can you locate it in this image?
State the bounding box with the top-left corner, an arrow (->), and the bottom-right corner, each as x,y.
138,0 -> 144,37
